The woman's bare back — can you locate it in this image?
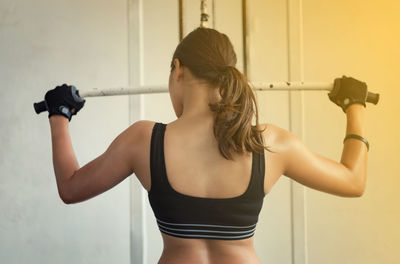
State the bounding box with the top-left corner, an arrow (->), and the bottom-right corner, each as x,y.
132,119 -> 285,263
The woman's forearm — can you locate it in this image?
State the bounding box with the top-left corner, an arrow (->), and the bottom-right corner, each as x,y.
340,104 -> 368,193
49,115 -> 79,195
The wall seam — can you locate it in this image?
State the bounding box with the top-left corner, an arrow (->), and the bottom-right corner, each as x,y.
127,0 -> 146,263
287,0 -> 307,263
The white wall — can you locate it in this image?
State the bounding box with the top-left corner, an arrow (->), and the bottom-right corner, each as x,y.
302,1 -> 400,263
0,0 -> 131,263
1,0 -> 399,263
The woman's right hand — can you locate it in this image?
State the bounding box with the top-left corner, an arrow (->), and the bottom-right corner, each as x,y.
328,75 -> 368,113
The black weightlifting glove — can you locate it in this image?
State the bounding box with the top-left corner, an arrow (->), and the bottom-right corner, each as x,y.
44,84 -> 85,121
328,75 -> 368,113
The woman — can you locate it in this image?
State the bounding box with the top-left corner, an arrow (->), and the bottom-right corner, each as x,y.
47,27 -> 368,264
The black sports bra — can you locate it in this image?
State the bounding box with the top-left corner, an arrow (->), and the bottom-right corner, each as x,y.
148,122 -> 266,240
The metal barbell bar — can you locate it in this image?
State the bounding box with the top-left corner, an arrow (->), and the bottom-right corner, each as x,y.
33,82 -> 380,114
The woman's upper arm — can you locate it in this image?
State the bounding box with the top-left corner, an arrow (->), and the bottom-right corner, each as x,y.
62,120 -> 151,204
273,125 -> 362,197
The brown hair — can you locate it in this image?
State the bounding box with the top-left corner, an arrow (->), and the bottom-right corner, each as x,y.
170,27 -> 274,160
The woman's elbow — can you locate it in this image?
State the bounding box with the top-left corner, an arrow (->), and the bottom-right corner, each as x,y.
58,185 -> 74,204
355,185 -> 366,197
59,192 -> 72,204
353,178 -> 366,197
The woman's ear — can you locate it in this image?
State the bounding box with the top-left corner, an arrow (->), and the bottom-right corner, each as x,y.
173,58 -> 180,69
170,58 -> 178,72
172,58 -> 184,81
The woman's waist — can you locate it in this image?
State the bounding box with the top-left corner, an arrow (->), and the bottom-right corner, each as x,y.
159,234 -> 261,264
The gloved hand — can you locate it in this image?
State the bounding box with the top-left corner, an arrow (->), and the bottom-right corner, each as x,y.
328,75 -> 368,113
44,84 -> 85,121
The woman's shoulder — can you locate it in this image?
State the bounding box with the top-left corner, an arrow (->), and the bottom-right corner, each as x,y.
128,120 -> 157,133
124,120 -> 158,189
257,123 -> 291,152
123,120 -> 158,147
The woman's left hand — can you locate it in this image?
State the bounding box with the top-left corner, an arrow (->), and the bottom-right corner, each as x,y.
44,84 -> 86,122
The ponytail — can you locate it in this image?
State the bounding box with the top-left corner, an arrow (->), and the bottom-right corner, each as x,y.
170,27 -> 274,160
208,66 -> 269,160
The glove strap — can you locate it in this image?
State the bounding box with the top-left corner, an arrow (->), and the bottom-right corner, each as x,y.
58,105 -> 72,120
45,100 -> 72,121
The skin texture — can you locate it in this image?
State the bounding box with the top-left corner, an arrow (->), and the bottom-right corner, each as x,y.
49,58 -> 367,263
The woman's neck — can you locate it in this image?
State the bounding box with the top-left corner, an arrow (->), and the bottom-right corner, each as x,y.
179,81 -> 220,121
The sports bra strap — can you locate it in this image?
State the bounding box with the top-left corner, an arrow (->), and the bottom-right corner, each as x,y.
149,122 -> 166,192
